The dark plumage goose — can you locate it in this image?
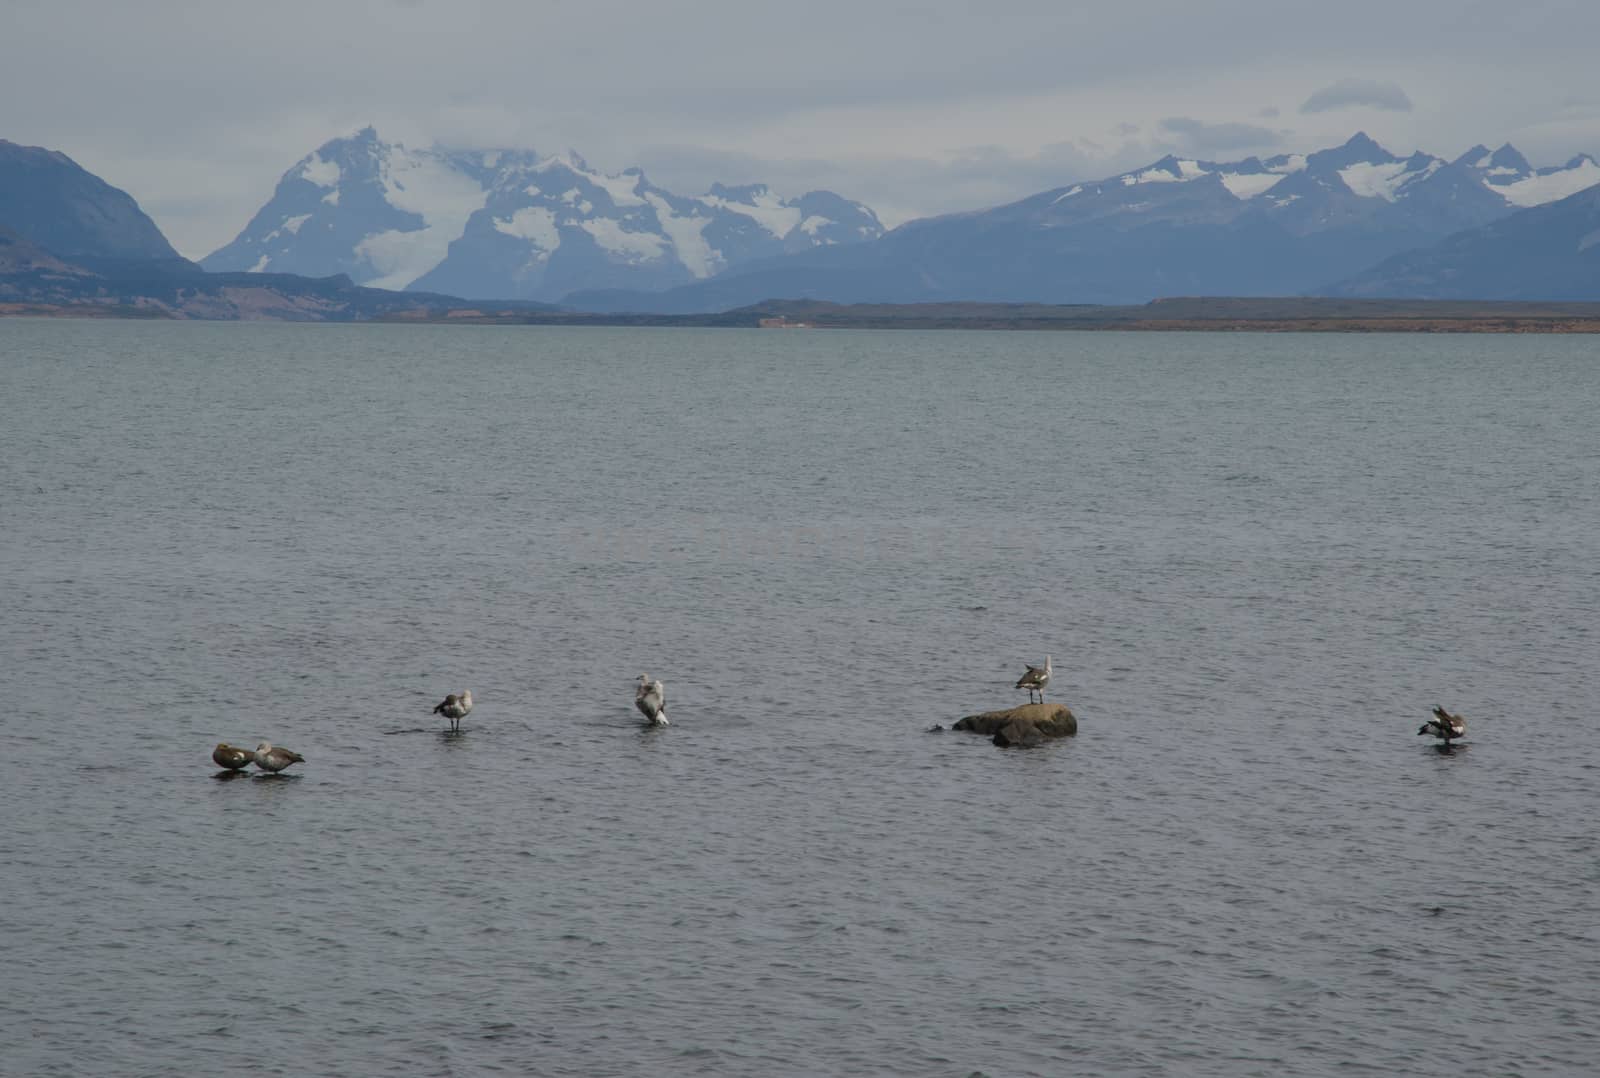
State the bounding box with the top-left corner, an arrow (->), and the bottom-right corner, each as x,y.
1015,655 -> 1052,704
1418,705 -> 1466,745
433,690 -> 473,733
212,743 -> 253,770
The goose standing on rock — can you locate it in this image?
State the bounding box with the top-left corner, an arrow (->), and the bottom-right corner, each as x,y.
1015,655 -> 1052,704
252,742 -> 305,774
1419,706 -> 1466,746
212,743 -> 253,771
635,674 -> 669,726
433,690 -> 473,733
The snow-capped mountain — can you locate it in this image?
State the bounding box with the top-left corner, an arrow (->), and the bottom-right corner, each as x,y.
567,133 -> 1600,312
1460,143 -> 1600,207
201,128 -> 884,301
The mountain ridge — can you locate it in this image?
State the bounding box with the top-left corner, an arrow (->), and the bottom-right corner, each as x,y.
0,139 -> 182,262
202,127 -> 884,302
1327,183 -> 1600,299
564,132 -> 1600,312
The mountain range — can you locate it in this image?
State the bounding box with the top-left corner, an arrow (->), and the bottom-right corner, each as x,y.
200,127 -> 884,303
4,130 -> 1600,317
0,139 -> 553,320
565,133 -> 1600,312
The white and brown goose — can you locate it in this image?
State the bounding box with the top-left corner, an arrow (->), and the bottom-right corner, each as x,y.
1015,655 -> 1052,704
635,674 -> 669,727
1419,705 -> 1467,745
433,689 -> 474,733
252,741 -> 305,774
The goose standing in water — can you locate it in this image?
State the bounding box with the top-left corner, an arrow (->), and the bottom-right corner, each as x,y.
252,742 -> 305,774
1419,706 -> 1466,746
635,674 -> 669,726
1015,655 -> 1052,704
433,690 -> 473,733
212,743 -> 253,771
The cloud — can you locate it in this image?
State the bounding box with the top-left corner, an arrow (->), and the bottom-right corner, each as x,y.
1299,78 -> 1413,114
1158,117 -> 1283,154
12,2 -> 1599,257
633,137 -> 1160,229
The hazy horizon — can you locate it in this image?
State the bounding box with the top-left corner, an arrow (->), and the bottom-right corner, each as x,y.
4,1 -> 1597,259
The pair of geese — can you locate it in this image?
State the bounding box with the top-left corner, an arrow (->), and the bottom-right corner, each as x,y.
630,657 -> 1058,726
1016,659 -> 1466,745
211,741 -> 305,774
429,678 -> 669,731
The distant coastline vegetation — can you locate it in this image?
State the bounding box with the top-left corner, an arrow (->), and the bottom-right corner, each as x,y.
374,297 -> 1600,333
8,296 -> 1600,332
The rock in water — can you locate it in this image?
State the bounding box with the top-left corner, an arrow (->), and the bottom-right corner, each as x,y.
991,721 -> 1043,748
952,703 -> 1077,746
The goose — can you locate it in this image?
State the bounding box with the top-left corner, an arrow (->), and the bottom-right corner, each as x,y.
212,743 -> 253,771
635,674 -> 669,726
1015,655 -> 1052,704
1419,705 -> 1466,745
433,690 -> 473,733
252,742 -> 305,774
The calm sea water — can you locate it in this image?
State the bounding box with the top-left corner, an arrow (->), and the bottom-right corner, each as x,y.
2,319 -> 1597,1077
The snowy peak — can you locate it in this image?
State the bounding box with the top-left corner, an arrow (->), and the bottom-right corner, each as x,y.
1334,150 -> 1444,202
202,128 -> 884,301
1487,143 -> 1532,173
1434,142 -> 1600,208
1308,132 -> 1398,172
1473,146 -> 1600,208
1042,133 -> 1597,218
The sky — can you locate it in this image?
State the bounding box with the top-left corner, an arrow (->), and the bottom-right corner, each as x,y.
4,0 -> 1598,260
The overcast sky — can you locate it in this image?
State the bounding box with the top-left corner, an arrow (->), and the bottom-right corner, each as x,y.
5,0 -> 1597,259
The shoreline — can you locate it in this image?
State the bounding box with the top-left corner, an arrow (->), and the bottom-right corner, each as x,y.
7,297 -> 1600,332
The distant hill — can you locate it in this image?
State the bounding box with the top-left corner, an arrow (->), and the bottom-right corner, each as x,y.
1327,183 -> 1600,299
0,139 -> 182,262
0,224 -> 95,278
565,134 -> 1600,312
0,234 -> 561,320
201,127 -> 884,302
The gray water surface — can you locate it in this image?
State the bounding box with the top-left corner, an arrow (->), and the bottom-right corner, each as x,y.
2,320 -> 1597,1076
